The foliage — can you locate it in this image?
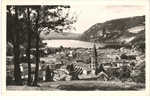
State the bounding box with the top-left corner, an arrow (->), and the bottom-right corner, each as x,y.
6,5 -> 77,86
131,61 -> 145,83
80,16 -> 145,51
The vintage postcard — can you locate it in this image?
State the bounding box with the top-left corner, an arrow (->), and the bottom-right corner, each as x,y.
1,0 -> 150,96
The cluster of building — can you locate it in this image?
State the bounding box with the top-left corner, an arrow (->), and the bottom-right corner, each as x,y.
6,41 -> 144,83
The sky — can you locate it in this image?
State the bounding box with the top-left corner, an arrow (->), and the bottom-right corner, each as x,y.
69,5 -> 146,34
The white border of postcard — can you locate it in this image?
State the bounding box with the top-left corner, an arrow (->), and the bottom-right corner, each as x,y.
1,0 -> 150,96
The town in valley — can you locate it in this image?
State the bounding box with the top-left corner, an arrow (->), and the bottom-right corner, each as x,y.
6,5 -> 145,91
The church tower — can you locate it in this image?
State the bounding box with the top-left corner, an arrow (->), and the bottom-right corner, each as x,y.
91,43 -> 98,74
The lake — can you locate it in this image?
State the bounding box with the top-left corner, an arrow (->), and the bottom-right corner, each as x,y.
42,40 -> 104,48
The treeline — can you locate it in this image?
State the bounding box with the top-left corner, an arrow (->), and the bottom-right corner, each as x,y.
7,5 -> 76,86
80,16 -> 145,52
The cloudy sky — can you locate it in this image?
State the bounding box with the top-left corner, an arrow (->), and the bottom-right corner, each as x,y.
69,5 -> 146,33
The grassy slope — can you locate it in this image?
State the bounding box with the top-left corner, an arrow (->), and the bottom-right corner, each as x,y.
7,80 -> 145,91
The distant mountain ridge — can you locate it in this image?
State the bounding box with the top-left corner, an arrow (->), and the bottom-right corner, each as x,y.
80,15 -> 145,47
40,15 -> 145,51
40,32 -> 81,40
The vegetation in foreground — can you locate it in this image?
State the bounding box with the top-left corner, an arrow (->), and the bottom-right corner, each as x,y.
7,80 -> 145,91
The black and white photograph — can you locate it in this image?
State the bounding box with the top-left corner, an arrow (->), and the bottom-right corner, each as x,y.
2,0 -> 150,95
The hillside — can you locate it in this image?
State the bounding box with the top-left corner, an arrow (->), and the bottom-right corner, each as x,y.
80,15 -> 145,49
40,31 -> 81,40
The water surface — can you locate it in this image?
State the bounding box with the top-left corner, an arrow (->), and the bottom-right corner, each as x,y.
43,40 -> 103,48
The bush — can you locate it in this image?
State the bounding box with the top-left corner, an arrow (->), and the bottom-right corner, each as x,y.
6,75 -> 13,85
131,61 -> 145,83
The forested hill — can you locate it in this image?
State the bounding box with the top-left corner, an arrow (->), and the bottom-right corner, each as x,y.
80,16 -> 145,47
40,32 -> 81,40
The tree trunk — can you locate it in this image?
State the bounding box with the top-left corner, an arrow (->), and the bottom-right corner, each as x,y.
13,41 -> 22,85
33,33 -> 40,86
27,8 -> 32,86
27,32 -> 32,85
13,7 -> 22,85
33,9 -> 40,86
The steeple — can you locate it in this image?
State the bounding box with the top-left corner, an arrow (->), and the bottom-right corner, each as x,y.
91,43 -> 98,71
